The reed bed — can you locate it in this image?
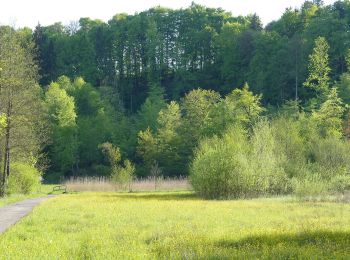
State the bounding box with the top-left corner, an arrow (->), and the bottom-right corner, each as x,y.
64,176 -> 191,192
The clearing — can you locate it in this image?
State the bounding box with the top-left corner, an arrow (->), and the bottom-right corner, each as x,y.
0,192 -> 349,259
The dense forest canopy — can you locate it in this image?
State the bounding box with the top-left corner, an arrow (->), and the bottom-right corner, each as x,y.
2,1 -> 350,194
33,1 -> 350,108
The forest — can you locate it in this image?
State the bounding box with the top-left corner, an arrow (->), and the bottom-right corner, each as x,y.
1,0 -> 350,199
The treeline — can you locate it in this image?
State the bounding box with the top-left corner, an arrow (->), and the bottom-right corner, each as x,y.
1,1 -> 350,198
33,1 -> 350,108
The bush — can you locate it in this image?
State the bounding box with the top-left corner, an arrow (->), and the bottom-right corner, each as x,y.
190,120 -> 294,199
112,160 -> 135,191
271,116 -> 307,178
250,120 -> 290,195
190,126 -> 251,199
190,110 -> 350,200
8,163 -> 41,195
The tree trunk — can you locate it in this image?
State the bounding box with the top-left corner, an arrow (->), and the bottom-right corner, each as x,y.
0,165 -> 4,197
1,100 -> 12,196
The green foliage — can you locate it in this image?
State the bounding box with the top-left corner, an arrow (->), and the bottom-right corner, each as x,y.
45,82 -> 78,174
173,89 -> 221,173
138,101 -> 183,176
336,72 -> 350,104
292,174 -> 330,201
308,136 -> 350,177
137,128 -> 158,173
181,89 -> 221,139
29,1 -> 350,108
8,163 -> 41,195
304,37 -> 331,99
0,113 -> 6,133
45,83 -> 77,127
113,160 -> 135,191
225,83 -> 264,129
191,108 -> 350,199
312,87 -> 345,138
0,27 -> 44,197
250,120 -> 290,195
137,84 -> 167,132
190,126 -> 251,199
190,120 -> 292,199
329,175 -> 350,194
6,2 -> 350,198
99,142 -> 121,167
100,142 -> 135,189
271,115 -> 306,178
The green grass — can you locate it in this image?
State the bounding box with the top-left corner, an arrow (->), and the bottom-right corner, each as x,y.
0,191 -> 350,259
0,185 -> 64,207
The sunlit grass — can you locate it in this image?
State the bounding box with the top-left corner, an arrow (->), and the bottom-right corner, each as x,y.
0,191 -> 349,259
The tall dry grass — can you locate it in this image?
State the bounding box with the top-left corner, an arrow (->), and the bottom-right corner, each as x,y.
64,176 -> 191,192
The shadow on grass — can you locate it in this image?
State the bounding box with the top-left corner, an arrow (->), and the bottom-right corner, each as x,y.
217,230 -> 350,248
153,230 -> 350,259
100,192 -> 198,201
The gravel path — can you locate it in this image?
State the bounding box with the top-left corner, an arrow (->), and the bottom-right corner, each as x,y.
0,196 -> 55,234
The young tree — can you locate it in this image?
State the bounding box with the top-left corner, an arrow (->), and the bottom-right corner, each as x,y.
304,37 -> 331,101
225,83 -> 264,129
177,89 -> 221,174
312,87 -> 345,138
137,128 -> 158,173
100,142 -> 135,190
137,84 -> 166,132
181,89 -> 221,140
156,101 -> 183,175
137,101 -> 183,176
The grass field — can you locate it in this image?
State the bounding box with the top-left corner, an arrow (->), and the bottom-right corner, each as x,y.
0,191 -> 350,259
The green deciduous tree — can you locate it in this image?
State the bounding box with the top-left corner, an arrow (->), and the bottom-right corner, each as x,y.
45,82 -> 78,174
100,142 -> 135,189
225,83 -> 264,129
0,28 -> 44,196
312,87 -> 345,138
304,37 -> 331,101
137,84 -> 166,132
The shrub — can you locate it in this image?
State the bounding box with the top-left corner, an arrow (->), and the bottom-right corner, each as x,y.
190,126 -> 254,199
271,116 -> 307,178
100,142 -> 136,191
190,111 -> 350,200
190,122 -> 292,199
8,163 -> 41,195
250,120 -> 290,195
112,160 -> 135,191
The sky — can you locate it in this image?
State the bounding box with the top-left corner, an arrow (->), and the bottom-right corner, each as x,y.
0,0 -> 337,29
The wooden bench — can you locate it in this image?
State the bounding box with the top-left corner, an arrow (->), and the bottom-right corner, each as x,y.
52,185 -> 67,193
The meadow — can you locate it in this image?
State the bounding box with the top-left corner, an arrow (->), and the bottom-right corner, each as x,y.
0,191 -> 350,259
